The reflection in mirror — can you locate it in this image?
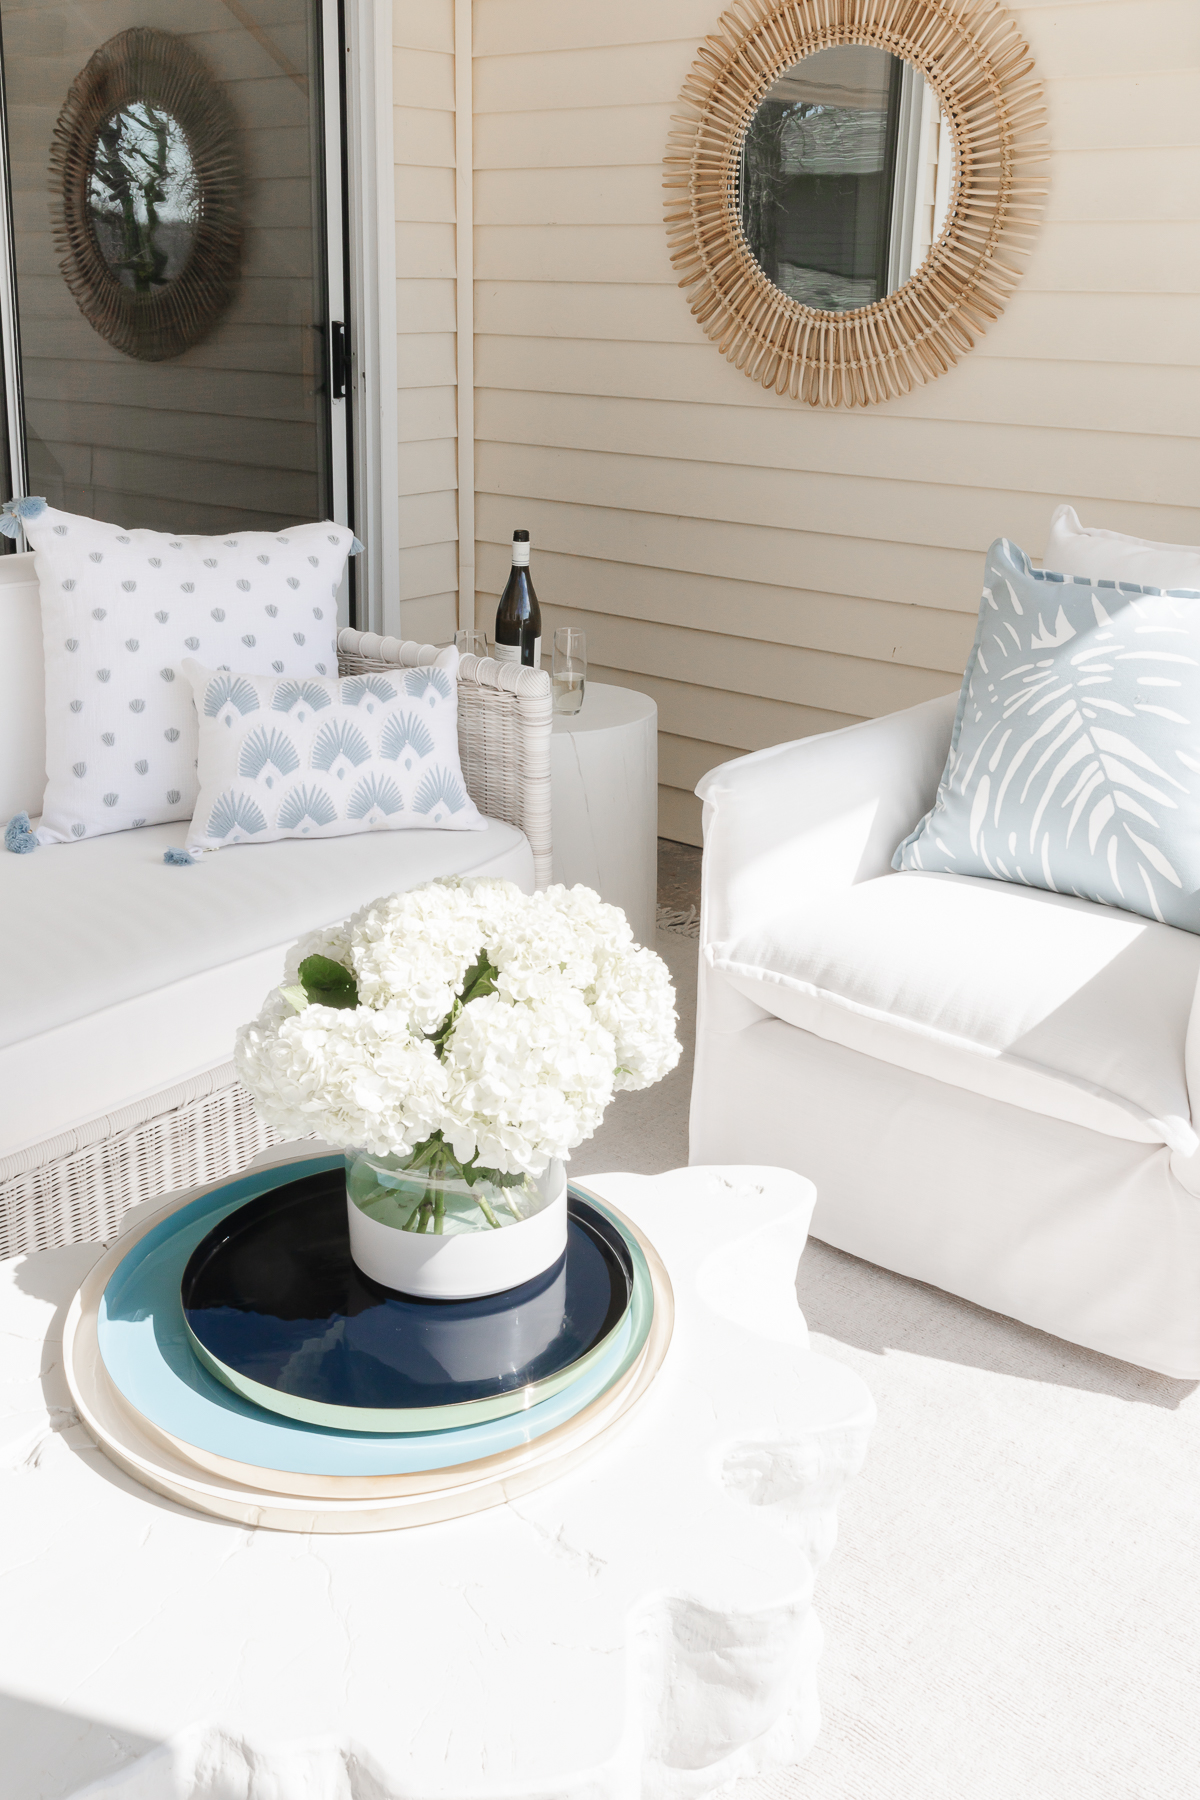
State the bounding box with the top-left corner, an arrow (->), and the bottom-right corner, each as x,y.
88,104 -> 199,293
739,45 -> 954,313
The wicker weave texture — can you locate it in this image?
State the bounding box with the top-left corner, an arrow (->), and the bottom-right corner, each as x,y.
0,1066 -> 284,1259
1,635 -> 552,1254
337,631 -> 554,888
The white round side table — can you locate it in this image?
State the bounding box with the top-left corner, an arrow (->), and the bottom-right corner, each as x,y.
550,682 -> 657,947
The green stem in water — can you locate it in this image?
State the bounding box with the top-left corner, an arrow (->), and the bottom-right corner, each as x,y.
392,1132 -> 516,1232
403,1137 -> 442,1175
474,1190 -> 503,1230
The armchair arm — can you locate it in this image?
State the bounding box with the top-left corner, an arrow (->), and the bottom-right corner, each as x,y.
696,692 -> 957,949
1175,977 -> 1200,1195
337,630 -> 553,887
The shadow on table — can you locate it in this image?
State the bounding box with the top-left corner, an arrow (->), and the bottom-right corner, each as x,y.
12,1246 -> 105,1432
796,1237 -> 1199,1413
11,1240 -> 103,1309
0,1689 -> 156,1800
8,1241 -> 241,1526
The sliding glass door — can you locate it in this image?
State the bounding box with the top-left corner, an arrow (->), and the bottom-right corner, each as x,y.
0,0 -> 348,544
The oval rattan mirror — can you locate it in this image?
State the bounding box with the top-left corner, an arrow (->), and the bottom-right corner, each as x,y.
665,0 -> 1046,407
51,27 -> 242,363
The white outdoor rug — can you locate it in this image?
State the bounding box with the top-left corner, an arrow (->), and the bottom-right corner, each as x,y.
574,923 -> 1200,1800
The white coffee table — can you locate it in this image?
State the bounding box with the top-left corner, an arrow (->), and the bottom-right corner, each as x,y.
0,1160 -> 874,1799
550,682 -> 658,947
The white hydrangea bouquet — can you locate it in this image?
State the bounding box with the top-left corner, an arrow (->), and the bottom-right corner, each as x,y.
236,877 -> 680,1246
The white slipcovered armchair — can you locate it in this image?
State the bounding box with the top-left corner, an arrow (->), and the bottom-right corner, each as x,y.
690,693 -> 1200,1378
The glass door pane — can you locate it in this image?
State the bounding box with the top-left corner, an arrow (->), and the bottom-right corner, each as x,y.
0,0 -> 343,534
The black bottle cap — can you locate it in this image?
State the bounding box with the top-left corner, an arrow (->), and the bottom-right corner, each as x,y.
512,529 -> 530,542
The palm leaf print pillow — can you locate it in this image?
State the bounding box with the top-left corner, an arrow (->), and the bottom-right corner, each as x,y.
895,537 -> 1200,932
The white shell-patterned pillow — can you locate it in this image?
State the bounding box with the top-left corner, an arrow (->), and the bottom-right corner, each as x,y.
24,502 -> 357,845
181,651 -> 485,854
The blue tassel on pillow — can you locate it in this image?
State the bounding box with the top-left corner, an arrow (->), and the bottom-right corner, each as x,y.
350,536 -> 364,555
0,496 -> 47,538
163,847 -> 196,866
5,812 -> 38,853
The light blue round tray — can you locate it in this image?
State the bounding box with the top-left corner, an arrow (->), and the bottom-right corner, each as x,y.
97,1156 -> 653,1478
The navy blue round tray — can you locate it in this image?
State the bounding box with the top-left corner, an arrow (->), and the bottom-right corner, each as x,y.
180,1165 -> 635,1432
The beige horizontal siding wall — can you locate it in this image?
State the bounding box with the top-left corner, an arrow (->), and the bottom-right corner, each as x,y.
394,0 -> 458,642
472,0 -> 1200,845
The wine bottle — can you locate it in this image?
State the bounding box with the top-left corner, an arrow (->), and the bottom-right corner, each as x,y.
494,529 -> 542,668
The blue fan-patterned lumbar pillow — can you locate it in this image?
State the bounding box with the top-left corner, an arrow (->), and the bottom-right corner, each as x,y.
179,651 -> 484,856
894,537 -> 1200,932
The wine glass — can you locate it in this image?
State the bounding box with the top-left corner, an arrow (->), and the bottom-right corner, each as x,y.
455,628 -> 488,659
553,627 -> 586,714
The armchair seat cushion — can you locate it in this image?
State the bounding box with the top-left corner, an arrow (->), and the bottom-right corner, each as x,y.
710,869 -> 1200,1152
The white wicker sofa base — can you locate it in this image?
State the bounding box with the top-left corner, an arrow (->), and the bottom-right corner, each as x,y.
0,592 -> 552,1257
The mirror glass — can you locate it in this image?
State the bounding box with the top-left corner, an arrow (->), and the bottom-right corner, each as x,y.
88,103 -> 200,293
739,45 -> 954,313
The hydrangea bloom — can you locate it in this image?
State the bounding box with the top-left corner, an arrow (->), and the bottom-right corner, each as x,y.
237,990 -> 447,1159
236,877 -> 681,1177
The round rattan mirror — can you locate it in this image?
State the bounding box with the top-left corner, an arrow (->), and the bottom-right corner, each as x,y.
51,27 -> 242,363
665,0 -> 1046,407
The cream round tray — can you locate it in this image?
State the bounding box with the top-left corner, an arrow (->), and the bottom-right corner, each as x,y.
63,1171 -> 674,1532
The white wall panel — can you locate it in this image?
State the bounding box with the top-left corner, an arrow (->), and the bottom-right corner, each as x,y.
394,3 -> 457,639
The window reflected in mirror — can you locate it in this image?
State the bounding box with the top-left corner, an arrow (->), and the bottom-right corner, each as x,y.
89,104 -> 200,293
739,45 -> 954,313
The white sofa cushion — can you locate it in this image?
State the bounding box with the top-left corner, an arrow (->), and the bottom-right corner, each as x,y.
0,555 -> 44,821
1045,505 -> 1200,591
710,870 -> 1200,1152
0,818 -> 533,1158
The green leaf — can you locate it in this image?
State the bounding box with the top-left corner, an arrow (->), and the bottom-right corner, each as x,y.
427,949 -> 502,1056
465,1161 -> 527,1190
297,954 -> 359,1011
459,948 -> 500,1005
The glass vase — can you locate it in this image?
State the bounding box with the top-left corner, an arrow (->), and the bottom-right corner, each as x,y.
346,1150 -> 554,1234
345,1148 -> 568,1299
